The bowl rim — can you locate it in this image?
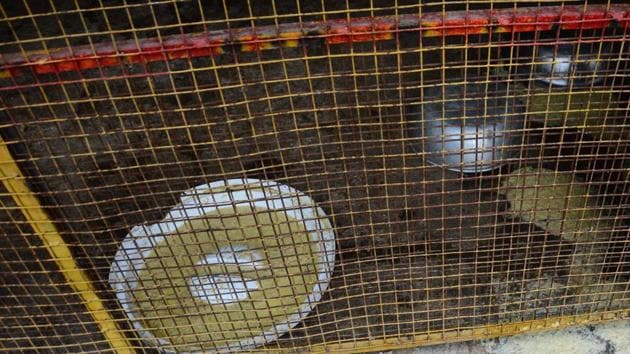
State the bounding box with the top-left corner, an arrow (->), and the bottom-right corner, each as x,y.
108,178 -> 336,353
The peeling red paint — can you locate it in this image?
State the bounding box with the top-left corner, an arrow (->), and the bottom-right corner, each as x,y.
0,4 -> 628,78
609,7 -> 630,29
560,6 -> 611,30
30,53 -> 57,74
163,38 -> 189,59
134,38 -> 164,63
279,30 -> 302,47
238,33 -> 277,52
493,8 -> 558,33
560,9 -> 610,30
326,18 -> 396,44
422,11 -> 489,36
326,20 -> 351,44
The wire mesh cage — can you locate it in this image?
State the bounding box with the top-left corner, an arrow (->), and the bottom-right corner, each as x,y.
1,0 -> 629,352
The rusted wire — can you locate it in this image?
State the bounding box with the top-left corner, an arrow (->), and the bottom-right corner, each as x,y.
0,0 -> 628,352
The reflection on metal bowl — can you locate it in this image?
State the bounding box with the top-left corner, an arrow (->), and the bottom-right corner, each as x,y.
534,43 -> 607,87
408,82 -> 524,174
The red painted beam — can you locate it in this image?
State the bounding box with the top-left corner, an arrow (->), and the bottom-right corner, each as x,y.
0,4 -> 628,79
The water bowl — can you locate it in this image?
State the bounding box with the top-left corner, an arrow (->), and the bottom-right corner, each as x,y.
109,178 -> 336,352
534,43 -> 608,87
408,82 -> 524,174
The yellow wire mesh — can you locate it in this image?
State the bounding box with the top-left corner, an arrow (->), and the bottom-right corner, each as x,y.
0,0 -> 629,352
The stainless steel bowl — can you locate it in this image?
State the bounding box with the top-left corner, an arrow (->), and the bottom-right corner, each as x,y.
409,82 -> 524,174
534,43 -> 606,87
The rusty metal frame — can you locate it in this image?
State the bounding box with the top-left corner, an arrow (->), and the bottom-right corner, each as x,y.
0,137 -> 133,353
308,310 -> 628,353
1,3 -> 629,352
1,4 -> 629,78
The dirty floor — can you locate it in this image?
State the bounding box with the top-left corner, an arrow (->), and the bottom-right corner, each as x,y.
392,319 -> 629,354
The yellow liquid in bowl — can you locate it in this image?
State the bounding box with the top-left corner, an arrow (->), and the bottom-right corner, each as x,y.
133,206 -> 320,350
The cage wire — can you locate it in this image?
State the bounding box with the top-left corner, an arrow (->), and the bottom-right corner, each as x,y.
0,0 -> 629,352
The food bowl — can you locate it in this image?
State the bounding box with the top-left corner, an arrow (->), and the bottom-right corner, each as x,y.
533,43 -> 608,87
109,178 -> 336,352
408,82 -> 524,173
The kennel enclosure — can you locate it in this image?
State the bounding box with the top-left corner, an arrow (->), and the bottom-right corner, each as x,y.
1,1 -> 629,352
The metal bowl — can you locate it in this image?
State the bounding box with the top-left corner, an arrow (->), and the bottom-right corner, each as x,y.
534,43 -> 607,87
408,82 -> 524,174
109,179 -> 336,352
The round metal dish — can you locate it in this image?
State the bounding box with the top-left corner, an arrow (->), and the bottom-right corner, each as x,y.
534,43 -> 607,87
408,82 -> 524,174
109,178 -> 336,352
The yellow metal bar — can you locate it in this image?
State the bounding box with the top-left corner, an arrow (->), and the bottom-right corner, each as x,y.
0,138 -> 134,353
308,310 -> 628,353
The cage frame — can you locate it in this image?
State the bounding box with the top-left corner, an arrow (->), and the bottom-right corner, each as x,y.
1,2 -> 629,353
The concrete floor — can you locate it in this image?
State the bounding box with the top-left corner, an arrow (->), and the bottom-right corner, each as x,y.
391,320 -> 629,354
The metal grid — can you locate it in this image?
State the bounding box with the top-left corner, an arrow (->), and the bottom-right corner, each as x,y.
0,1 -> 629,352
